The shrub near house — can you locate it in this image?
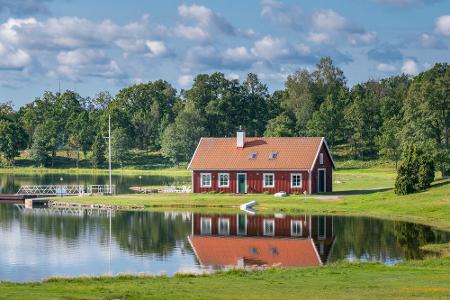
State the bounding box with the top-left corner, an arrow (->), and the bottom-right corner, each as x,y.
188,130 -> 336,194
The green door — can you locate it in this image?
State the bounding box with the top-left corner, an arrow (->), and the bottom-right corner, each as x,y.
318,169 -> 325,193
238,174 -> 246,193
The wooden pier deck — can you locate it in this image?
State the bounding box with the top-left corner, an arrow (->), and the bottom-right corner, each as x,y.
0,194 -> 39,204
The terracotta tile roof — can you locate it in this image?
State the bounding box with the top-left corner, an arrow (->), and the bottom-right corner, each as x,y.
188,137 -> 325,170
188,236 -> 322,267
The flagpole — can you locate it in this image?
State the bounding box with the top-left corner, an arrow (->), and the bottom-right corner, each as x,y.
108,115 -> 112,195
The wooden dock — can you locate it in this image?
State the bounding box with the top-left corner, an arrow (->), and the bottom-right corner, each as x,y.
0,194 -> 39,204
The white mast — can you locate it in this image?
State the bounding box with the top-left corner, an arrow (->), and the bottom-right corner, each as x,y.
108,114 -> 112,195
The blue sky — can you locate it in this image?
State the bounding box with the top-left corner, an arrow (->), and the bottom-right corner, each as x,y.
0,0 -> 449,106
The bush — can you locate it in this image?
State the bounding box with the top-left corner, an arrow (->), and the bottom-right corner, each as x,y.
418,154 -> 435,190
395,145 -> 435,195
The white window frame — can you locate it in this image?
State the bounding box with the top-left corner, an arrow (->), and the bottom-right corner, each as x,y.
218,218 -> 230,235
291,220 -> 303,236
263,173 -> 275,188
200,173 -> 212,188
319,153 -> 324,165
290,173 -> 302,188
218,173 -> 230,188
200,217 -> 212,235
263,219 -> 275,236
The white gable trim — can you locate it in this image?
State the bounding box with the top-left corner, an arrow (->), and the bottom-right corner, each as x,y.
187,137 -> 203,170
310,137 -> 336,170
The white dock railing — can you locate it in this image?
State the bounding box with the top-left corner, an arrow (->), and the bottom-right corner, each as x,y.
16,185 -> 116,196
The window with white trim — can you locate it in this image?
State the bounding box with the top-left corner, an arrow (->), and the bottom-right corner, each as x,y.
200,173 -> 212,187
263,173 -> 275,188
263,219 -> 275,236
200,218 -> 212,235
319,153 -> 324,165
218,173 -> 230,187
218,218 -> 230,235
291,173 -> 302,188
291,220 -> 303,236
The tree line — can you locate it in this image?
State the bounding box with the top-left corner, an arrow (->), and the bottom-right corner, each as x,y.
0,57 -> 448,176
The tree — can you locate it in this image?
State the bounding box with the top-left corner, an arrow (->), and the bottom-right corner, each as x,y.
345,81 -> 383,159
306,91 -> 347,148
402,63 -> 449,176
0,119 -> 27,165
111,128 -> 130,168
91,134 -> 106,168
395,146 -> 419,195
417,154 -> 435,190
394,145 -> 435,195
264,114 -> 295,137
161,109 -> 206,164
30,124 -> 50,167
376,117 -> 402,169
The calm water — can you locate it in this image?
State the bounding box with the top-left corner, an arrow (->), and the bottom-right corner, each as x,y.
0,204 -> 449,282
0,173 -> 190,194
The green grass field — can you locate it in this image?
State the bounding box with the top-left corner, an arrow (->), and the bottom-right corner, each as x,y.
1,258 -> 450,299
3,162 -> 450,299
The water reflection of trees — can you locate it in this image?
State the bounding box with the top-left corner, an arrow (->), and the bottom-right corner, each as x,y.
332,217 -> 450,262
111,212 -> 192,257
0,173 -> 190,194
0,206 -> 192,257
393,222 -> 448,260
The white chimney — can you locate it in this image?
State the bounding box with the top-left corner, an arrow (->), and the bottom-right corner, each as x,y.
237,130 -> 245,148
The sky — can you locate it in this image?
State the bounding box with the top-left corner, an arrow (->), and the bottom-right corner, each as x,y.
0,0 -> 449,106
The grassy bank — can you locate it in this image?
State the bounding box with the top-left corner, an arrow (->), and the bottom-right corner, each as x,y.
1,257 -> 450,299
56,167 -> 450,230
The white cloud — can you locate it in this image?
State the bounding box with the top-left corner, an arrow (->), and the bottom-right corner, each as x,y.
348,32 -> 377,46
57,49 -> 108,66
376,63 -> 396,72
251,35 -> 290,60
401,59 -> 419,75
173,24 -> 209,41
145,40 -> 168,58
178,74 -> 193,87
308,32 -> 330,44
224,46 -> 254,61
312,10 -> 348,32
308,9 -> 376,46
435,15 -> 450,36
0,42 -> 31,69
225,73 -> 240,81
55,49 -> 125,80
178,4 -> 235,35
418,33 -> 447,49
260,0 -> 303,28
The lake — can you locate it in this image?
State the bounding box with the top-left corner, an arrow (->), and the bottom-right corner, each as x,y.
0,173 -> 190,194
0,204 -> 449,282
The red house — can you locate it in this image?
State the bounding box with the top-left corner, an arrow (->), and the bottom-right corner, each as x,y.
188,130 -> 336,194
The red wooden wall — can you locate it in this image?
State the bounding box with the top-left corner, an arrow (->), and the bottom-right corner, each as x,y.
310,143 -> 334,193
192,170 -> 310,193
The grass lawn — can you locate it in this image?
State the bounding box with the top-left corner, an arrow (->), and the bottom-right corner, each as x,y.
56,166 -> 450,230
1,258 -> 450,299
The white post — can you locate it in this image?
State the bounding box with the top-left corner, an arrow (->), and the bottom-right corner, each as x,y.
108,115 -> 112,195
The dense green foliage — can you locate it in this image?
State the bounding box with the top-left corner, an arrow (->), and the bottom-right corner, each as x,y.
0,58 -> 447,173
395,146 -> 435,195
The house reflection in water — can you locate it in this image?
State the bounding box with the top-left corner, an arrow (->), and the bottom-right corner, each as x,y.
188,213 -> 335,268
